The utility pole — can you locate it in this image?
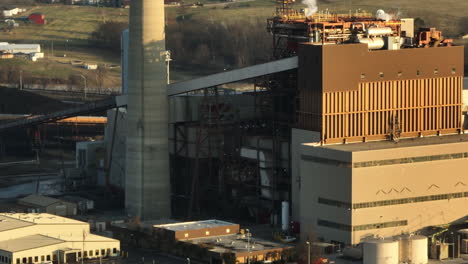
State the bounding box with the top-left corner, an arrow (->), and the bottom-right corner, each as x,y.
19,70 -> 23,90
306,241 -> 311,264
76,74 -> 87,100
246,229 -> 251,264
165,50 -> 172,85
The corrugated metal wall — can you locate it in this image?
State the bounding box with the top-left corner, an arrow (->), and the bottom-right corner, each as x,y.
319,76 -> 463,143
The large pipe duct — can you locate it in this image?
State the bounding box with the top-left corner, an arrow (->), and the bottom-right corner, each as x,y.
126,0 -> 171,219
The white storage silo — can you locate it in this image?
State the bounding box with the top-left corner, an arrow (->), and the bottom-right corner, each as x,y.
395,234 -> 428,264
459,229 -> 468,254
408,235 -> 428,264
363,239 -> 399,264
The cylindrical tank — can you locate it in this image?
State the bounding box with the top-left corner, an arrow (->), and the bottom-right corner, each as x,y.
281,201 -> 289,231
459,229 -> 468,254
396,235 -> 428,264
359,37 -> 385,50
367,27 -> 393,36
408,235 -> 428,264
363,239 -> 399,264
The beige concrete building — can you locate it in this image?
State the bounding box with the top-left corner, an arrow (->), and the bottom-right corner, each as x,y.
295,134 -> 468,245
18,195 -> 77,216
0,213 -> 120,264
153,220 -> 291,264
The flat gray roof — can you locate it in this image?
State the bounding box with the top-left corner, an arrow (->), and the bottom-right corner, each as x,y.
187,234 -> 290,254
0,234 -> 64,252
308,134 -> 468,152
154,220 -> 236,232
0,215 -> 34,232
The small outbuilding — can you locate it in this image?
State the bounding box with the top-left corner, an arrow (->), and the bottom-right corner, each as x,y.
29,13 -> 46,25
17,194 -> 77,216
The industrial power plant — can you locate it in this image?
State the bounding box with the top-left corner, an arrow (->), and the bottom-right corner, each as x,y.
0,0 -> 466,263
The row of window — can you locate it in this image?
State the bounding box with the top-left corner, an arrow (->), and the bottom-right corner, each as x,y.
361,68 -> 457,80
13,248 -> 118,264
353,192 -> 468,209
0,255 -> 11,264
317,219 -> 408,232
303,151 -> 468,169
183,228 -> 231,238
318,191 -> 468,210
16,255 -> 51,264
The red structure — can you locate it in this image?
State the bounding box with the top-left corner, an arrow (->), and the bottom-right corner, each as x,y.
29,13 -> 46,25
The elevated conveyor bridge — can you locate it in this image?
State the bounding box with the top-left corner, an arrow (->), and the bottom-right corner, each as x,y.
0,57 -> 299,133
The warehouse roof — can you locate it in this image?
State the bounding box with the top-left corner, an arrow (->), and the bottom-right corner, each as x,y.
0,234 -> 64,252
188,234 -> 291,255
18,194 -> 61,207
155,220 -> 236,232
0,213 -> 86,225
0,215 -> 34,232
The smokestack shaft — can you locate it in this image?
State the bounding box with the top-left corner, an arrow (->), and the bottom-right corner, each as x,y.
126,0 -> 171,219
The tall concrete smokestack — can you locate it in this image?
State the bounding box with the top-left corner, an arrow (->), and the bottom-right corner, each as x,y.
126,0 -> 171,219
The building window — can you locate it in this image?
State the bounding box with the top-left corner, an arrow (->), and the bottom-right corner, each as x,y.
397,71 -> 402,77
416,70 -> 420,76
360,73 -> 366,80
113,248 -> 117,254
40,257 -> 44,262
46,256 -> 50,261
34,257 -> 38,263
22,259 -> 26,264
184,233 -> 189,238
226,228 -> 230,233
95,250 -> 99,256
434,68 -> 438,75
205,231 -> 210,236
101,250 -> 105,256
318,219 -> 408,232
78,253 -> 81,258
89,251 -> 93,257
16,259 -> 19,264
28,258 -> 32,264
379,72 -> 384,78
452,68 -> 456,74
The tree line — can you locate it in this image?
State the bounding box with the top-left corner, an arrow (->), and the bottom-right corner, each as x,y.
90,19 -> 273,72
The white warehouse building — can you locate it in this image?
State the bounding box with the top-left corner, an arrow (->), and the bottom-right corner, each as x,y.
0,43 -> 41,55
0,213 -> 120,264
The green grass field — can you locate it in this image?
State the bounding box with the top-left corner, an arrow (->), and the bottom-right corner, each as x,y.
3,5 -> 128,45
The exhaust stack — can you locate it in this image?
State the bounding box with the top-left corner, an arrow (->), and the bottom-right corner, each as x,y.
126,0 -> 171,219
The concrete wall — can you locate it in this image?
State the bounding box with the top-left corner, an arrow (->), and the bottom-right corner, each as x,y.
299,144 -> 352,243
291,128 -> 320,222
299,140 -> 468,245
5,240 -> 120,264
